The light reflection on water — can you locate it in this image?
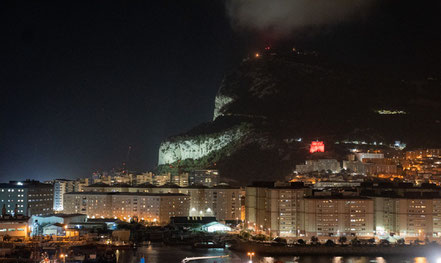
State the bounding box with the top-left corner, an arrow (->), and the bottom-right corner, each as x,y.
116,245 -> 438,263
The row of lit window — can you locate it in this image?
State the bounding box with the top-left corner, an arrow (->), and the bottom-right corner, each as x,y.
1,189 -> 25,192
0,228 -> 25,232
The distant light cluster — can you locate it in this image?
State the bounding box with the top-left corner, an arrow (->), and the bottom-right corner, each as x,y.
376,109 -> 407,115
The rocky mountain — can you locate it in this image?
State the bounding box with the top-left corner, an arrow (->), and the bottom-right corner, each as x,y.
157,50 -> 441,184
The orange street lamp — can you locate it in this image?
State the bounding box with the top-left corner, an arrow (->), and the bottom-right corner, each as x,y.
60,254 -> 67,263
247,252 -> 255,262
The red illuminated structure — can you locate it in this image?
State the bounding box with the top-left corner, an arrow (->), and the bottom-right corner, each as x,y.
310,141 -> 325,153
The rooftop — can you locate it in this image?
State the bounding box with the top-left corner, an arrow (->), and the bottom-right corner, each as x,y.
0,180 -> 52,188
170,216 -> 217,224
65,192 -> 188,197
305,195 -> 371,200
32,213 -> 86,218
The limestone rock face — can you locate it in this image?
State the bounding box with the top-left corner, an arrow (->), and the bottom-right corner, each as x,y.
213,94 -> 233,120
158,126 -> 247,165
158,53 -> 441,183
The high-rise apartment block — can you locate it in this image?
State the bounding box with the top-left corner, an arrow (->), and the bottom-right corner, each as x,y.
77,183 -> 241,221
0,180 -> 53,216
245,182 -> 441,241
63,192 -> 189,225
53,179 -> 74,212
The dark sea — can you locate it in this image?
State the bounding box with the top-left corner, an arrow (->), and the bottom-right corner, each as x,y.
117,245 -> 440,263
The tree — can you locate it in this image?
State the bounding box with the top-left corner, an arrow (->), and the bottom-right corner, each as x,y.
338,236 -> 347,245
273,237 -> 287,244
350,237 -> 361,246
325,239 -> 335,246
239,230 -> 251,240
380,239 -> 390,246
297,239 -> 305,245
310,236 -> 319,245
252,234 -> 268,241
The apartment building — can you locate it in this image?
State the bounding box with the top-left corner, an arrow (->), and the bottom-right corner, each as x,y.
82,183 -> 241,221
373,195 -> 441,239
63,192 -> 189,224
53,179 -> 74,212
302,196 -> 374,238
0,180 -> 53,216
245,182 -> 310,238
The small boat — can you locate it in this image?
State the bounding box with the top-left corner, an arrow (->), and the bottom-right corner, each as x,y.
192,241 -> 225,249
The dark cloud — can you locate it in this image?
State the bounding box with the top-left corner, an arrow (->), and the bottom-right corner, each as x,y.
226,0 -> 376,35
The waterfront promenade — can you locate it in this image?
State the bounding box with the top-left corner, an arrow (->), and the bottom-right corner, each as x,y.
231,241 -> 441,257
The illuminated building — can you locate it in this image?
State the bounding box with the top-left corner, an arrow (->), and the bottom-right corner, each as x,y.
181,187 -> 235,219
372,196 -> 441,239
200,221 -> 231,232
295,159 -> 341,174
83,183 -> 241,221
83,183 -> 133,193
245,181 -> 441,241
154,173 -> 171,186
63,192 -> 189,225
73,178 -> 89,192
42,223 -> 79,237
246,188 -> 374,239
135,172 -> 154,185
402,149 -> 441,185
30,213 -> 86,225
172,173 -> 189,187
0,180 -> 53,216
344,157 -> 399,176
406,149 -> 441,159
30,213 -> 86,236
343,161 -> 366,174
267,185 -> 309,237
356,153 -> 384,162
110,193 -> 189,224
310,141 -> 325,153
53,179 -> 74,212
189,170 -> 219,187
313,181 -> 362,189
245,182 -> 310,238
364,163 -> 398,175
153,185 -> 241,221
302,196 -> 374,238
0,214 -> 29,241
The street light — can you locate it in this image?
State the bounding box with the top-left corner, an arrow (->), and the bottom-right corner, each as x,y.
60,254 -> 67,263
247,252 -> 255,263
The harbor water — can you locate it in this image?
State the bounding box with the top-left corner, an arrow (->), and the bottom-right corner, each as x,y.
117,245 -> 441,263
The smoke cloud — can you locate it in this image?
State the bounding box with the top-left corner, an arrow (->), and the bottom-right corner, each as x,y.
226,0 -> 375,35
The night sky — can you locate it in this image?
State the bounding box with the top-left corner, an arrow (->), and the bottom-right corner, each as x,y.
1,1 -> 440,181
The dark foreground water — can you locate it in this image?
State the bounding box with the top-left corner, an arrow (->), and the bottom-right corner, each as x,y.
117,245 -> 441,263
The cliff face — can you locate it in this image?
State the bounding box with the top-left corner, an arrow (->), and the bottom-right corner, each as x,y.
158,52 -> 441,183
158,126 -> 248,165
213,94 -> 233,120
